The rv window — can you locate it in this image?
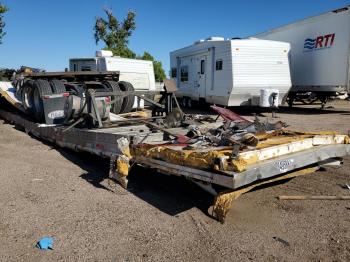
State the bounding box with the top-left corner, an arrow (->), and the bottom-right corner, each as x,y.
200,60 -> 205,74
81,66 -> 91,71
171,68 -> 177,78
180,66 -> 188,82
216,59 -> 223,70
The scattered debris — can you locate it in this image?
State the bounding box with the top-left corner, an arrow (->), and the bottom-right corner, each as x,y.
273,236 -> 290,247
211,105 -> 252,123
339,184 -> 350,190
145,120 -> 190,144
183,105 -> 286,150
36,237 -> 54,250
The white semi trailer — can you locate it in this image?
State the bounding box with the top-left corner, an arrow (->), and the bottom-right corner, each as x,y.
69,50 -> 156,109
255,5 -> 350,107
170,37 -> 292,108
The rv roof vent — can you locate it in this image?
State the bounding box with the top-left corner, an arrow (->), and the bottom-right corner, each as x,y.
194,39 -> 205,44
96,50 -> 113,57
206,36 -> 225,41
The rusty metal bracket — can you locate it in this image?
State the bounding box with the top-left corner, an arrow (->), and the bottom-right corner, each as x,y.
88,89 -> 103,128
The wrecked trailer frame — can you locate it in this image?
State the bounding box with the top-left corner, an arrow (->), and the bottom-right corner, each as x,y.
0,108 -> 349,222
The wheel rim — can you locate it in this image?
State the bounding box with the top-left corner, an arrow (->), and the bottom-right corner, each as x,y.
182,98 -> 186,107
22,84 -> 34,112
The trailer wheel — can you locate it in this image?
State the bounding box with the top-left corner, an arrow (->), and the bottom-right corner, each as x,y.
287,93 -> 296,108
102,81 -> 123,114
181,97 -> 187,108
32,79 -> 53,121
187,98 -> 192,108
118,81 -> 135,113
50,79 -> 66,94
21,80 -> 35,114
181,97 -> 192,108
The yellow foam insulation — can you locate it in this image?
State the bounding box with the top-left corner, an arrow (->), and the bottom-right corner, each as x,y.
117,157 -> 130,178
120,146 -> 132,159
132,145 -> 240,171
132,131 -> 349,174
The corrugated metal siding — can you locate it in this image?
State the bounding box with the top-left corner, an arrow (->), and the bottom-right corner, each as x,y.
231,40 -> 291,95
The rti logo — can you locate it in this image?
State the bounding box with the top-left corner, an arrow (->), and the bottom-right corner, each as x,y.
304,33 -> 335,51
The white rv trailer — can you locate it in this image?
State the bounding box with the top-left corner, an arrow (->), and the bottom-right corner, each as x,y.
69,51 -> 156,108
255,6 -> 350,106
169,37 -> 292,107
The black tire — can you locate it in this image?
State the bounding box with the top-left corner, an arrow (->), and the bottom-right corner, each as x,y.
181,97 -> 188,108
118,81 -> 135,113
21,80 -> 35,114
50,79 -> 66,94
181,97 -> 191,108
187,97 -> 192,108
32,79 -> 52,121
102,81 -> 123,114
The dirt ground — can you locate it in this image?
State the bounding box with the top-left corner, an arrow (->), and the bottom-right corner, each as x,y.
0,100 -> 350,261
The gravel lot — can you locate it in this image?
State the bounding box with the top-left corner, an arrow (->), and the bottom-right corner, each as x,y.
0,100 -> 350,261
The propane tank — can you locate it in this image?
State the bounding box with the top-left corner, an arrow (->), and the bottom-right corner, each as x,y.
259,89 -> 279,108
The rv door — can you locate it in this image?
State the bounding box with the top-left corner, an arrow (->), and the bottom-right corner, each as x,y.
197,55 -> 207,98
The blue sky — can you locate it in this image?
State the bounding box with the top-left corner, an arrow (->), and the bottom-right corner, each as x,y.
0,0 -> 349,75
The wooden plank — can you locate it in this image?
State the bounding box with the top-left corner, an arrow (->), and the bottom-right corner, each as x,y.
278,195 -> 350,200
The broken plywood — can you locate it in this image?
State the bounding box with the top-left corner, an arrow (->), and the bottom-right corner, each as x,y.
132,133 -> 349,174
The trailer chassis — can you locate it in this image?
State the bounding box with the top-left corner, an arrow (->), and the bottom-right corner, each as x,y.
0,108 -> 349,222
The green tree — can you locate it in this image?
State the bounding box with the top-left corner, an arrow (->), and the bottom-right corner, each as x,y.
94,9 -> 166,81
94,8 -> 136,58
0,3 -> 8,44
139,52 -> 166,82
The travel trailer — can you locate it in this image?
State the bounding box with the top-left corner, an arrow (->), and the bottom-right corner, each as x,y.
255,6 -> 350,107
170,37 -> 292,107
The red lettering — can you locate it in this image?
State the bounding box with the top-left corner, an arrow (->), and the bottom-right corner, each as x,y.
324,34 -> 332,46
315,36 -> 323,48
330,33 -> 335,46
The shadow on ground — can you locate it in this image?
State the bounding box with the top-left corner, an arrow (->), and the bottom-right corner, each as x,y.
55,147 -> 213,217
